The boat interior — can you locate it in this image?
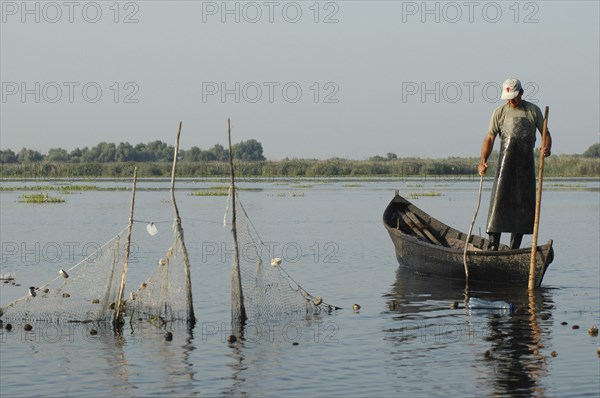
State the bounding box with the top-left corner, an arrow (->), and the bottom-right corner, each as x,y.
384,198 -> 507,252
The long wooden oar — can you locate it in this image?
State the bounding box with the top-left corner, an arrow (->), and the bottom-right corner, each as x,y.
463,174 -> 484,287
528,106 -> 550,290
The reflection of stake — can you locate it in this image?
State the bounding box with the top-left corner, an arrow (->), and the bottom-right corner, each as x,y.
529,107 -> 549,290
463,174 -> 484,288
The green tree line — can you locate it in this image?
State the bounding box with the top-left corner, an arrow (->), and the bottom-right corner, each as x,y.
1,155 -> 598,179
0,143 -> 597,179
0,139 -> 266,164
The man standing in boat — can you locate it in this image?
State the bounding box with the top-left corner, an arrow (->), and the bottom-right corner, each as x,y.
478,78 -> 552,250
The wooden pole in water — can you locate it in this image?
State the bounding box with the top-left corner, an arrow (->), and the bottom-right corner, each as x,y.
169,122 -> 184,224
228,118 -> 247,331
114,167 -> 137,329
170,122 -> 196,326
528,107 -> 549,290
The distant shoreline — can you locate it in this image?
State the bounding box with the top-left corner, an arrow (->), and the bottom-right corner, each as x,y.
1,156 -> 598,179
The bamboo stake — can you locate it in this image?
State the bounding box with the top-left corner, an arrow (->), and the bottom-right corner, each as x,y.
528,107 -> 549,290
463,175 -> 484,288
228,118 -> 247,332
170,122 -> 196,326
114,167 -> 137,329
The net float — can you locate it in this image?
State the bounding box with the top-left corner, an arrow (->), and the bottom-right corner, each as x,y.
271,258 -> 282,266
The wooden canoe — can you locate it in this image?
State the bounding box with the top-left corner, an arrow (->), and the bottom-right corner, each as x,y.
383,191 -> 554,287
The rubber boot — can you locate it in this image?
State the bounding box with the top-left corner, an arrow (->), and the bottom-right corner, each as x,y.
488,233 -> 501,251
510,233 -> 523,250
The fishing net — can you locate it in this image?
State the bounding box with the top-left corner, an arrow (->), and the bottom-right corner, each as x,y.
227,189 -> 339,329
0,228 -> 127,323
1,144 -> 195,327
129,221 -> 194,323
0,220 -> 195,325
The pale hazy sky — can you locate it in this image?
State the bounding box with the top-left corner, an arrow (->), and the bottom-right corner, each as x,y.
1,1 -> 598,159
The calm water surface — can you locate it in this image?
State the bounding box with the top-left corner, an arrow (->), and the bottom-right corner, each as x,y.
1,178 -> 598,397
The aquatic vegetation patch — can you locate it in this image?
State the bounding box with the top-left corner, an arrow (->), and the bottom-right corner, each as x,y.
292,184 -> 314,188
272,192 -> 305,197
18,193 -> 66,203
189,191 -> 229,197
57,185 -> 98,191
1,184 -> 98,192
546,183 -> 586,190
407,191 -> 442,199
205,185 -> 262,192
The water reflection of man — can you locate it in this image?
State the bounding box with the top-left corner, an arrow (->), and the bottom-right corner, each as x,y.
478,78 -> 552,250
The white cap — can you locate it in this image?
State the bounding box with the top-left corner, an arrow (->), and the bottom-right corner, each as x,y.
500,78 -> 522,100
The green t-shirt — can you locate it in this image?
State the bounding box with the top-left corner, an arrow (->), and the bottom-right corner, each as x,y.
487,100 -> 548,141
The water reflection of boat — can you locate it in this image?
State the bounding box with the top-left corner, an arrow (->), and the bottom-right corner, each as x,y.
385,269 -> 554,397
385,269 -> 554,314
383,191 -> 554,287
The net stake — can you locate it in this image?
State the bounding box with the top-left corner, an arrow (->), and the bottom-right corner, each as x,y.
114,167 -> 137,329
228,118 -> 247,333
171,122 -> 196,327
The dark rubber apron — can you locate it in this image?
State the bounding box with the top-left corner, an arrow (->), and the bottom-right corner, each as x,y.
486,110 -> 536,234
